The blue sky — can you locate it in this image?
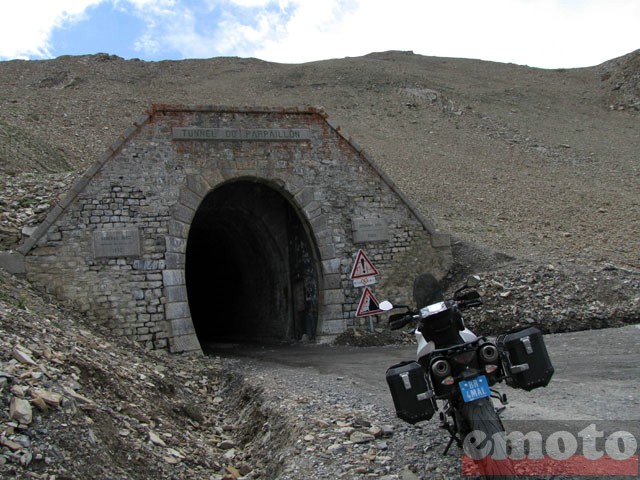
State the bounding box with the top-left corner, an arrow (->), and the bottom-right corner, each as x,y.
1,0 -> 638,68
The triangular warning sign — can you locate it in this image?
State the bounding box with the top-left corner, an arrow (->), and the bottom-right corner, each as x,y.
350,249 -> 379,279
356,287 -> 383,317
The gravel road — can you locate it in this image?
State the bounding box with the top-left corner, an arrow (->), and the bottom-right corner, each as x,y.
211,323 -> 640,478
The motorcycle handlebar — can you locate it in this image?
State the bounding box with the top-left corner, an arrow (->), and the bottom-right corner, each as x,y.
389,314 -> 418,330
456,298 -> 482,309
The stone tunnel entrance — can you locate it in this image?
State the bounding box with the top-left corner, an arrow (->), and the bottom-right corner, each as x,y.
7,105 -> 453,353
186,179 -> 319,345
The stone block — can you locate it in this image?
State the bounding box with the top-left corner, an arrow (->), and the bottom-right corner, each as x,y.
169,334 -> 203,354
0,252 -> 26,274
165,236 -> 187,254
323,289 -> 346,304
320,318 -> 346,335
169,317 -> 197,336
431,232 -> 451,248
162,269 -> 185,286
165,301 -> 190,320
165,285 -> 188,303
165,252 -> 185,269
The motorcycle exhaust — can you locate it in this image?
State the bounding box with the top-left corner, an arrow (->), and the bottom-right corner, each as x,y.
479,342 -> 499,363
431,358 -> 451,377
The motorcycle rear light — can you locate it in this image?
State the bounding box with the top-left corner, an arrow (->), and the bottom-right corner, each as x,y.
441,376 -> 455,386
485,364 -> 498,374
453,351 -> 475,365
431,359 -> 451,377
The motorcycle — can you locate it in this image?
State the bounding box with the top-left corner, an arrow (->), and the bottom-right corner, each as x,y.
382,275 -> 554,478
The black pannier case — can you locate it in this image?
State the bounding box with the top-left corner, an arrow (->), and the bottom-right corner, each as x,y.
497,326 -> 554,391
385,361 -> 435,424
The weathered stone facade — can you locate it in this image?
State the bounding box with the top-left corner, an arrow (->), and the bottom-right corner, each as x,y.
8,106 -> 452,353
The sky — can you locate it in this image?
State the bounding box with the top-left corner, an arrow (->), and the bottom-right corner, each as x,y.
0,0 -> 638,69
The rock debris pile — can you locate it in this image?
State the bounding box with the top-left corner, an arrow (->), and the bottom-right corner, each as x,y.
0,268 -> 286,479
463,261 -> 640,335
0,267 -> 465,480
0,173 -> 76,250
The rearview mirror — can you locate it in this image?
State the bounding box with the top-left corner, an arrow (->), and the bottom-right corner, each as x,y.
379,300 -> 394,311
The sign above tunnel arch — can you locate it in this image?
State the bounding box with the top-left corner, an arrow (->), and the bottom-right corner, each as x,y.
172,127 -> 311,141
14,105 -> 452,354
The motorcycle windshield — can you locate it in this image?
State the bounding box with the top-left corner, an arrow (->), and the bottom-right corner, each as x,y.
419,302 -> 465,349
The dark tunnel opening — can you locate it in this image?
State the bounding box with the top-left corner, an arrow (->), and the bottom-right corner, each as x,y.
185,180 -> 319,346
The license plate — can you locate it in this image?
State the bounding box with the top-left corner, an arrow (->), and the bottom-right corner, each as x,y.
459,375 -> 491,402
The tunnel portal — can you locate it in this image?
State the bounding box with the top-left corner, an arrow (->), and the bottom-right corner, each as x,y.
186,180 -> 318,345
12,105 -> 452,353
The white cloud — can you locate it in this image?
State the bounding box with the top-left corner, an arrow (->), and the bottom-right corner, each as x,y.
0,0 -> 637,67
0,0 -> 103,59
247,0 -> 639,67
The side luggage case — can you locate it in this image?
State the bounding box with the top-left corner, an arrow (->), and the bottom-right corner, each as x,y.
385,361 -> 435,424
497,326 -> 554,391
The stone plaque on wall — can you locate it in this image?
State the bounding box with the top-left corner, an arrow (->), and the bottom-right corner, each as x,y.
352,218 -> 390,243
172,127 -> 311,141
93,228 -> 141,258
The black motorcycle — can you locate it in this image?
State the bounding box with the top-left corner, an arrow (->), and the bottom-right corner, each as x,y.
382,275 -> 554,478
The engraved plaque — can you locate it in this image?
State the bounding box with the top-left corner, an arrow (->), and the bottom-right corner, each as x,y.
172,127 -> 311,141
352,218 -> 390,244
93,228 -> 141,258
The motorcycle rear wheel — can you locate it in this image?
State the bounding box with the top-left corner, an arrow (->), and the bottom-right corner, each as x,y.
461,397 -> 516,479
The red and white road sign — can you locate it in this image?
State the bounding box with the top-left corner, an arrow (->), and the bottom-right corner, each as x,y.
350,249 -> 379,280
356,287 -> 383,317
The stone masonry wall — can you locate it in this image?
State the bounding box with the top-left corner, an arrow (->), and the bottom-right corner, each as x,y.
19,106 -> 452,352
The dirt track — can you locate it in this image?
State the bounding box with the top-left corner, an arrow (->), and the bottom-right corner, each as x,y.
212,322 -> 640,432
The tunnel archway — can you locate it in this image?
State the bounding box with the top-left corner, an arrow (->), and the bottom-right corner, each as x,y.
185,179 -> 320,346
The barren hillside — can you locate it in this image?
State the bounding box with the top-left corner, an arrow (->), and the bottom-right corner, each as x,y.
0,50 -> 639,479
1,50 -> 638,267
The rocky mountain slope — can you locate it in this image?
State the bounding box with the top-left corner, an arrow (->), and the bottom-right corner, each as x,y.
1,50 -> 639,265
1,50 -> 639,478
